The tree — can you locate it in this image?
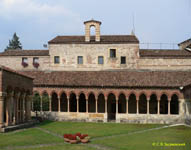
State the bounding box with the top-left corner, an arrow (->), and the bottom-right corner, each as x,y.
5,32 -> 22,51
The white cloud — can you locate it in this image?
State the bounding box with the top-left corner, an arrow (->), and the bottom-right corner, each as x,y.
0,0 -> 80,22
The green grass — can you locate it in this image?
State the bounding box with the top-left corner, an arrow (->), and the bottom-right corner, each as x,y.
0,121 -> 190,150
38,120 -> 162,138
92,125 -> 191,150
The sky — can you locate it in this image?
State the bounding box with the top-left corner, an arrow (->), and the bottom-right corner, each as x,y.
0,0 -> 191,51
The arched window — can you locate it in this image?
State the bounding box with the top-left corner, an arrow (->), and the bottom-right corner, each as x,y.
139,94 -> 147,114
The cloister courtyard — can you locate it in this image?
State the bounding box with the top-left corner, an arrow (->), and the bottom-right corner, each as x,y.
0,121 -> 191,150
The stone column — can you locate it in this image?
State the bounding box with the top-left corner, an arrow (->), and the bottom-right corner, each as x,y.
157,100 -> 160,115
136,99 -> 139,114
28,95 -> 33,120
77,97 -> 79,113
126,99 -> 128,114
40,95 -> 42,112
116,99 -> 118,114
21,94 -> 26,123
58,96 -> 60,112
0,92 -> 5,127
15,93 -> 20,124
95,98 -> 98,113
67,97 -> 70,112
86,99 -> 88,113
6,94 -> 10,126
147,100 -> 149,114
49,96 -> 52,112
168,100 -> 171,115
105,99 -> 107,113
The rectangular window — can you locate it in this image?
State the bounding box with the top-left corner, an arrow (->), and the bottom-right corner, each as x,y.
54,56 -> 60,64
98,56 -> 104,64
22,57 -> 28,63
121,56 -> 126,64
110,49 -> 116,58
78,56 -> 83,64
33,57 -> 39,63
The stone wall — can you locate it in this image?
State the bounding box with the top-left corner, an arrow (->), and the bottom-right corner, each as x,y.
138,58 -> 191,70
2,70 -> 33,93
49,43 -> 139,71
0,56 -> 50,71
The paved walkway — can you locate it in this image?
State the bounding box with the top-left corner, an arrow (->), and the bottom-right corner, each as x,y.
1,123 -> 190,150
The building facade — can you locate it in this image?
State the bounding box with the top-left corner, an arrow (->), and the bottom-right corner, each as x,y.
0,20 -> 191,124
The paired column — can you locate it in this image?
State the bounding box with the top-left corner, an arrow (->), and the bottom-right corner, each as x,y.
67,97 -> 70,112
147,99 -> 149,114
126,99 -> 128,114
168,100 -> 171,115
95,98 -> 98,113
136,99 -> 139,114
77,96 -> 79,113
86,99 -> 88,113
157,100 -> 160,115
0,92 -> 5,127
116,99 -> 118,114
49,96 -> 52,112
58,96 -> 60,112
105,99 -> 107,113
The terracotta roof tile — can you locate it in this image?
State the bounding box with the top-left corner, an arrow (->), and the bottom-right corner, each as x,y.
48,35 -> 139,44
0,65 -> 33,79
140,49 -> 191,58
22,70 -> 191,88
0,50 -> 49,56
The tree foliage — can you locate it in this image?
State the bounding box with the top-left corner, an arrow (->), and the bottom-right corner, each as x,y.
5,32 -> 22,51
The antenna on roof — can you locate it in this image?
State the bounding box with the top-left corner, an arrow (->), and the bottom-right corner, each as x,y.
43,44 -> 47,48
131,13 -> 135,35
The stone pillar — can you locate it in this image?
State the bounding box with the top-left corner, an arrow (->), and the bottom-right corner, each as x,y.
21,94 -> 26,123
49,96 -> 52,112
67,97 -> 70,112
86,99 -> 88,113
0,92 -> 5,127
58,96 -> 60,112
147,100 -> 149,114
116,99 -> 118,114
105,99 -> 107,113
77,97 -> 79,113
28,95 -> 33,120
168,100 -> 170,115
95,98 -> 98,113
15,93 -> 20,124
157,100 -> 160,115
40,95 -> 42,112
126,99 -> 128,114
6,94 -> 10,126
136,99 -> 139,114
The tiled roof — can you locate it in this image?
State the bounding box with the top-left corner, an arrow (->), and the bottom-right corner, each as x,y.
84,20 -> 102,24
140,49 -> 191,58
0,65 -> 33,79
178,38 -> 191,46
22,70 -> 191,88
0,50 -> 49,56
48,35 -> 139,44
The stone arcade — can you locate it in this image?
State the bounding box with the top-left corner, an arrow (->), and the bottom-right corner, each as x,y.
0,20 -> 191,124
0,66 -> 33,131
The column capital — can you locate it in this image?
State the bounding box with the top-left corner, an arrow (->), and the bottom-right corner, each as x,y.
0,92 -> 7,97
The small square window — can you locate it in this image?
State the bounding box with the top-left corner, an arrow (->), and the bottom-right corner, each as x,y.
110,49 -> 116,58
22,57 -> 28,63
78,56 -> 83,64
121,56 -> 126,64
33,57 -> 39,63
98,56 -> 104,64
54,56 -> 60,64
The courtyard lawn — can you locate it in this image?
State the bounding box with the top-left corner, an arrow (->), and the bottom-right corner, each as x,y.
38,120 -> 163,138
0,121 -> 190,150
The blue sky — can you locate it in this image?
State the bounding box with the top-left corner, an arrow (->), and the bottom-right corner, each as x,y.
0,0 -> 190,51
